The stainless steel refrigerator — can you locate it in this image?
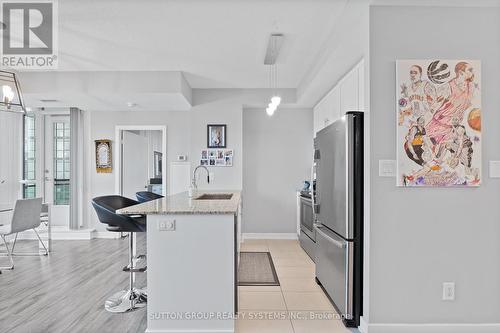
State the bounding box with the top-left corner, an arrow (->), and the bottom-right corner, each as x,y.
313,111 -> 363,327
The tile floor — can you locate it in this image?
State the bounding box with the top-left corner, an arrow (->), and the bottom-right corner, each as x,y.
237,239 -> 355,333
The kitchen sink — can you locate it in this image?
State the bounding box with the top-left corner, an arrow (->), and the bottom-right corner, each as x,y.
194,193 -> 233,200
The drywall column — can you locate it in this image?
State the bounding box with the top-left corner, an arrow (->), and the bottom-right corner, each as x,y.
368,4 -> 500,330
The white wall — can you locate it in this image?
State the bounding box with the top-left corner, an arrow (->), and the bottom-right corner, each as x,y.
242,108 -> 313,234
368,4 -> 500,329
188,100 -> 243,191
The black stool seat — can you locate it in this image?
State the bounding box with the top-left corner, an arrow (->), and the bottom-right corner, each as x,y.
136,191 -> 164,203
92,195 -> 146,232
91,195 -> 148,313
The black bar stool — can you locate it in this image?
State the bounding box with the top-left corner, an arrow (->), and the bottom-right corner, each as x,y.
136,191 -> 164,203
92,195 -> 147,313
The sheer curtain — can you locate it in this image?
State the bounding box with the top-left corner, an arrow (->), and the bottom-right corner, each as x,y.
69,107 -> 83,229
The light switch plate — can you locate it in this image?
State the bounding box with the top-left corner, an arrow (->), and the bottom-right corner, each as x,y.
442,282 -> 455,301
489,161 -> 500,178
379,160 -> 396,177
158,220 -> 176,231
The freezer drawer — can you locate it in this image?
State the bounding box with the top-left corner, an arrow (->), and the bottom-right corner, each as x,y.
315,225 -> 354,321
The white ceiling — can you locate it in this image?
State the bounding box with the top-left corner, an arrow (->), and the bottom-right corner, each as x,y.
53,0 -> 348,89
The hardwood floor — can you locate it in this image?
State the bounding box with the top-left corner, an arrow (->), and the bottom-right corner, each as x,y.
0,235 -> 147,333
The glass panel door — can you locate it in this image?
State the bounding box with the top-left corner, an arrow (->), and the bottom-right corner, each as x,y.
53,121 -> 70,205
44,116 -> 70,226
23,113 -> 36,198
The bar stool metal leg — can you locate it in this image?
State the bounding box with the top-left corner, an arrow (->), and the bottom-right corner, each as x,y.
104,232 -> 147,313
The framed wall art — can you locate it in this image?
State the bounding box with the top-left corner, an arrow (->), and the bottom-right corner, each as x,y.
200,149 -> 233,167
95,139 -> 112,173
207,124 -> 226,148
396,59 -> 481,187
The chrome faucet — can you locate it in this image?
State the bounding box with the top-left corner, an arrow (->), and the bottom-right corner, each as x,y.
192,165 -> 210,190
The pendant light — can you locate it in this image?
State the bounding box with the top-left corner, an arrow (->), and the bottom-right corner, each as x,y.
0,70 -> 25,113
266,62 -> 281,116
264,34 -> 283,116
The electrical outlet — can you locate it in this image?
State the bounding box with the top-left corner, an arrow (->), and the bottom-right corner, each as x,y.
442,282 -> 455,301
158,220 -> 176,231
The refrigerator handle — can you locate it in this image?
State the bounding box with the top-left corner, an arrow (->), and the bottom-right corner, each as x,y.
315,225 -> 345,249
311,163 -> 316,217
311,153 -> 319,217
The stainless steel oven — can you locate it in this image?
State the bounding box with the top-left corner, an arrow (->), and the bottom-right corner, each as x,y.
299,195 -> 314,238
299,193 -> 316,261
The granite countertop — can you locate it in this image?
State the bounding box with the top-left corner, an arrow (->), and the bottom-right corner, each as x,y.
116,190 -> 241,215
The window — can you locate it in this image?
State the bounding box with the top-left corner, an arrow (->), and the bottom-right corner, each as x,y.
23,114 -> 36,198
53,122 -> 70,205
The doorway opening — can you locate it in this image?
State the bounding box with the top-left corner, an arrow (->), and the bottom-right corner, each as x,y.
115,126 -> 167,199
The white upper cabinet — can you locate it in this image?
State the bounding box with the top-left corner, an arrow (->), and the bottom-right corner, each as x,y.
313,60 -> 364,135
358,64 -> 365,111
340,67 -> 359,114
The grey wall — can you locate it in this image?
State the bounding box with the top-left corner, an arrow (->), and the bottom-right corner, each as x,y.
369,5 -> 500,324
242,108 -> 313,234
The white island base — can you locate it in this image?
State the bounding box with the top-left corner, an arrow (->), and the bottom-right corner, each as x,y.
146,213 -> 238,333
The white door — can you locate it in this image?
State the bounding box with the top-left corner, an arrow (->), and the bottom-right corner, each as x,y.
44,116 -> 70,226
122,131 -> 149,200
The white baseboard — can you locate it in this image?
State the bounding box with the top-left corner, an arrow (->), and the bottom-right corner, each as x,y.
146,329 -> 233,333
242,233 -> 298,240
360,321 -> 500,333
11,226 -> 95,240
92,231 -> 121,239
359,316 -> 369,333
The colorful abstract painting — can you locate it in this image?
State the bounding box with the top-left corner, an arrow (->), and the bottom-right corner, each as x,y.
396,60 -> 481,187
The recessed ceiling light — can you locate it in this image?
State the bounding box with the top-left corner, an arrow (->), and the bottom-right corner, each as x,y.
127,102 -> 137,108
40,99 -> 58,103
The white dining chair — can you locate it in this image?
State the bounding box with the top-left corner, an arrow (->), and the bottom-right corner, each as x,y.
0,198 -> 46,271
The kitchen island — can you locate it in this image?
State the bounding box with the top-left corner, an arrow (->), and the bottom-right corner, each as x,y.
118,190 -> 242,333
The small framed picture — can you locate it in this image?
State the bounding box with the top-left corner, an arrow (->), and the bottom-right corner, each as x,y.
207,124 -> 226,148
200,159 -> 208,166
209,159 -> 216,166
95,140 -> 112,173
